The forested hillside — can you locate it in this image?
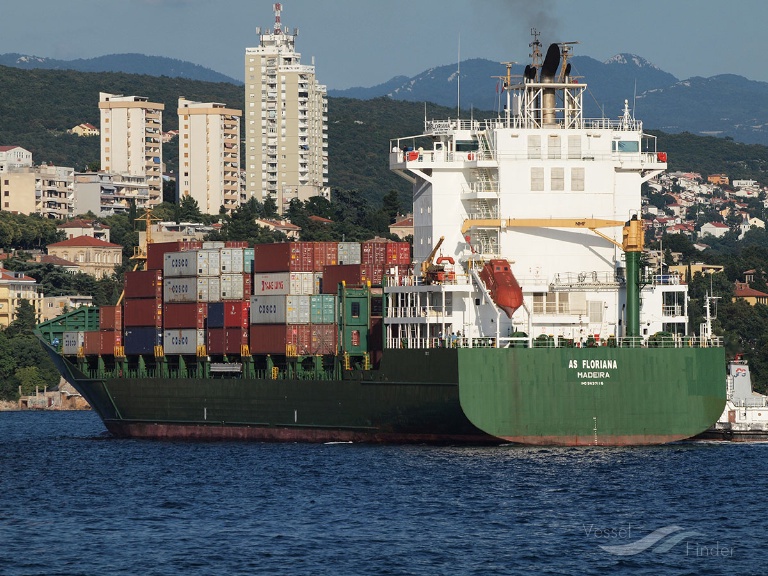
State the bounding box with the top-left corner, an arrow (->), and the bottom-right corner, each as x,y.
8,65 -> 768,208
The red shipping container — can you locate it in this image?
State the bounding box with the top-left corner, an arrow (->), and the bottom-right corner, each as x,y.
313,241 -> 339,272
322,264 -> 369,294
207,327 -> 249,355
310,324 -> 337,355
224,300 -> 250,329
124,269 -> 163,299
99,330 -> 122,355
123,298 -> 162,327
99,305 -> 122,331
385,242 -> 411,266
253,242 -> 314,272
225,241 -> 250,248
83,331 -> 100,355
146,240 -> 203,271
163,303 -> 208,329
249,324 -> 311,355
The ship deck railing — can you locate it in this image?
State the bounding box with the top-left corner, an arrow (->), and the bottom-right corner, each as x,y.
387,335 -> 723,350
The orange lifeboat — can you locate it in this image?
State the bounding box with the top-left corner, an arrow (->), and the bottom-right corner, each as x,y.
479,259 -> 523,318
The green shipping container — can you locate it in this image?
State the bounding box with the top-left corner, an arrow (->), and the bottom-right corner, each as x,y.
310,295 -> 337,324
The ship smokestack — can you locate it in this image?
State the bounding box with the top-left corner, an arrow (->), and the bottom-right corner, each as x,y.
540,43 -> 560,126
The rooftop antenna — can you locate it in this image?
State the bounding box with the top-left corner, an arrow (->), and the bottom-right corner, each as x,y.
273,3 -> 282,34
457,33 -> 461,117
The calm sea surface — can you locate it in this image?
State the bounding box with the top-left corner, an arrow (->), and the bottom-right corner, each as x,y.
0,410 -> 765,575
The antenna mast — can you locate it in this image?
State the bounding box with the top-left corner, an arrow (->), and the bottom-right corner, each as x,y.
457,34 -> 461,117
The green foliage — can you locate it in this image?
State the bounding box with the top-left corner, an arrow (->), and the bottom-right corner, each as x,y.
0,332 -> 60,400
6,299 -> 37,337
0,212 -> 64,251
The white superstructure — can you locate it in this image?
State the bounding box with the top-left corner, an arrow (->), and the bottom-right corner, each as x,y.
387,35 -> 689,348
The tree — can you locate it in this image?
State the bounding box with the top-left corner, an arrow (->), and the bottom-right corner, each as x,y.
179,195 -> 203,222
263,196 -> 278,218
163,178 -> 177,205
382,189 -> 401,222
6,299 -> 37,337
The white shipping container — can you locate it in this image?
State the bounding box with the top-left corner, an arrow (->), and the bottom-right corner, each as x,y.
220,248 -> 245,274
202,241 -> 225,250
164,277 -> 198,303
62,331 -> 84,355
197,249 -> 221,276
220,273 -> 245,300
198,276 -> 221,303
253,272 -> 315,296
163,329 -> 205,355
286,295 -> 311,324
250,295 -> 287,324
338,242 -> 361,265
313,273 -> 323,295
164,251 -> 197,277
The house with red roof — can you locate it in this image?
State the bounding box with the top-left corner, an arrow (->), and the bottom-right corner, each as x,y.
700,221 -> 730,238
389,214 -> 414,239
57,219 -> 110,242
46,235 -> 122,278
68,123 -> 100,137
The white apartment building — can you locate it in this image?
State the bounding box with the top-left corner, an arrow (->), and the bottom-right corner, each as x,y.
177,98 -> 242,215
244,3 -> 329,213
99,92 -> 164,209
0,146 -> 33,172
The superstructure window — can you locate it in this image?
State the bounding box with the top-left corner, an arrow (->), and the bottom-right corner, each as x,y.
613,140 -> 639,152
571,167 -> 584,191
551,167 -> 564,191
527,136 -> 541,159
531,167 -> 544,191
548,135 -> 561,159
455,140 -> 477,152
351,302 -> 360,318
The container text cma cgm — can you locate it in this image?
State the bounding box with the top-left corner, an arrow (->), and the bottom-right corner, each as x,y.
38,35 -> 726,445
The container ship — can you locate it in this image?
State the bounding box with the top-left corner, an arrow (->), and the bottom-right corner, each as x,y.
37,35 -> 726,445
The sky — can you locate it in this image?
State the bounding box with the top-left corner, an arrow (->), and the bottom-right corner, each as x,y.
0,0 -> 766,89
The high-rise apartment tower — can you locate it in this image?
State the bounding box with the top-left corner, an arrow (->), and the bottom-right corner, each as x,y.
244,3 -> 328,213
99,92 -> 164,208
177,98 -> 242,215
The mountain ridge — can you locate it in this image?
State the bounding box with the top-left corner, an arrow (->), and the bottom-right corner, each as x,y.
0,52 -> 240,85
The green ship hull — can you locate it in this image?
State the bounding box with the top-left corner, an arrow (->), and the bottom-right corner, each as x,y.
43,340 -> 726,446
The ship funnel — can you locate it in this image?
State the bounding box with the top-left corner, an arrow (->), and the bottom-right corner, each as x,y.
540,43 -> 560,125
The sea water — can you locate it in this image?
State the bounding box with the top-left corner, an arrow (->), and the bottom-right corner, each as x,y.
0,410 -> 764,575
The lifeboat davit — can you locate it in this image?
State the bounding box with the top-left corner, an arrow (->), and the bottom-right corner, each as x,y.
479,259 -> 523,318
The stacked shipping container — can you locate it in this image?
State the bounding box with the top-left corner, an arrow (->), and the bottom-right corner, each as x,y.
69,240 -> 409,360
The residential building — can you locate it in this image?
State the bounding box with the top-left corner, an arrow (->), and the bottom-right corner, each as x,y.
707,174 -> 729,186
73,172 -> 150,216
0,270 -> 43,328
0,146 -> 33,172
733,282 -> 768,306
389,214 -> 414,239
40,294 -> 93,322
138,221 -> 214,246
36,165 -> 74,219
69,123 -> 99,137
46,236 -> 123,278
700,221 -> 730,238
99,92 -> 164,208
177,98 -> 242,215
57,219 -> 110,242
35,253 -> 80,274
0,168 -> 36,214
244,3 -> 329,213
254,218 -> 301,240
668,263 -> 724,282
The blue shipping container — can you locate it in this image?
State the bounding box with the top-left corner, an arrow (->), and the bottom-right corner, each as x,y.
124,327 -> 163,356
208,301 -> 225,328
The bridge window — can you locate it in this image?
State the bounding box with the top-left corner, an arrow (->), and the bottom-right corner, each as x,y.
612,140 -> 639,153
